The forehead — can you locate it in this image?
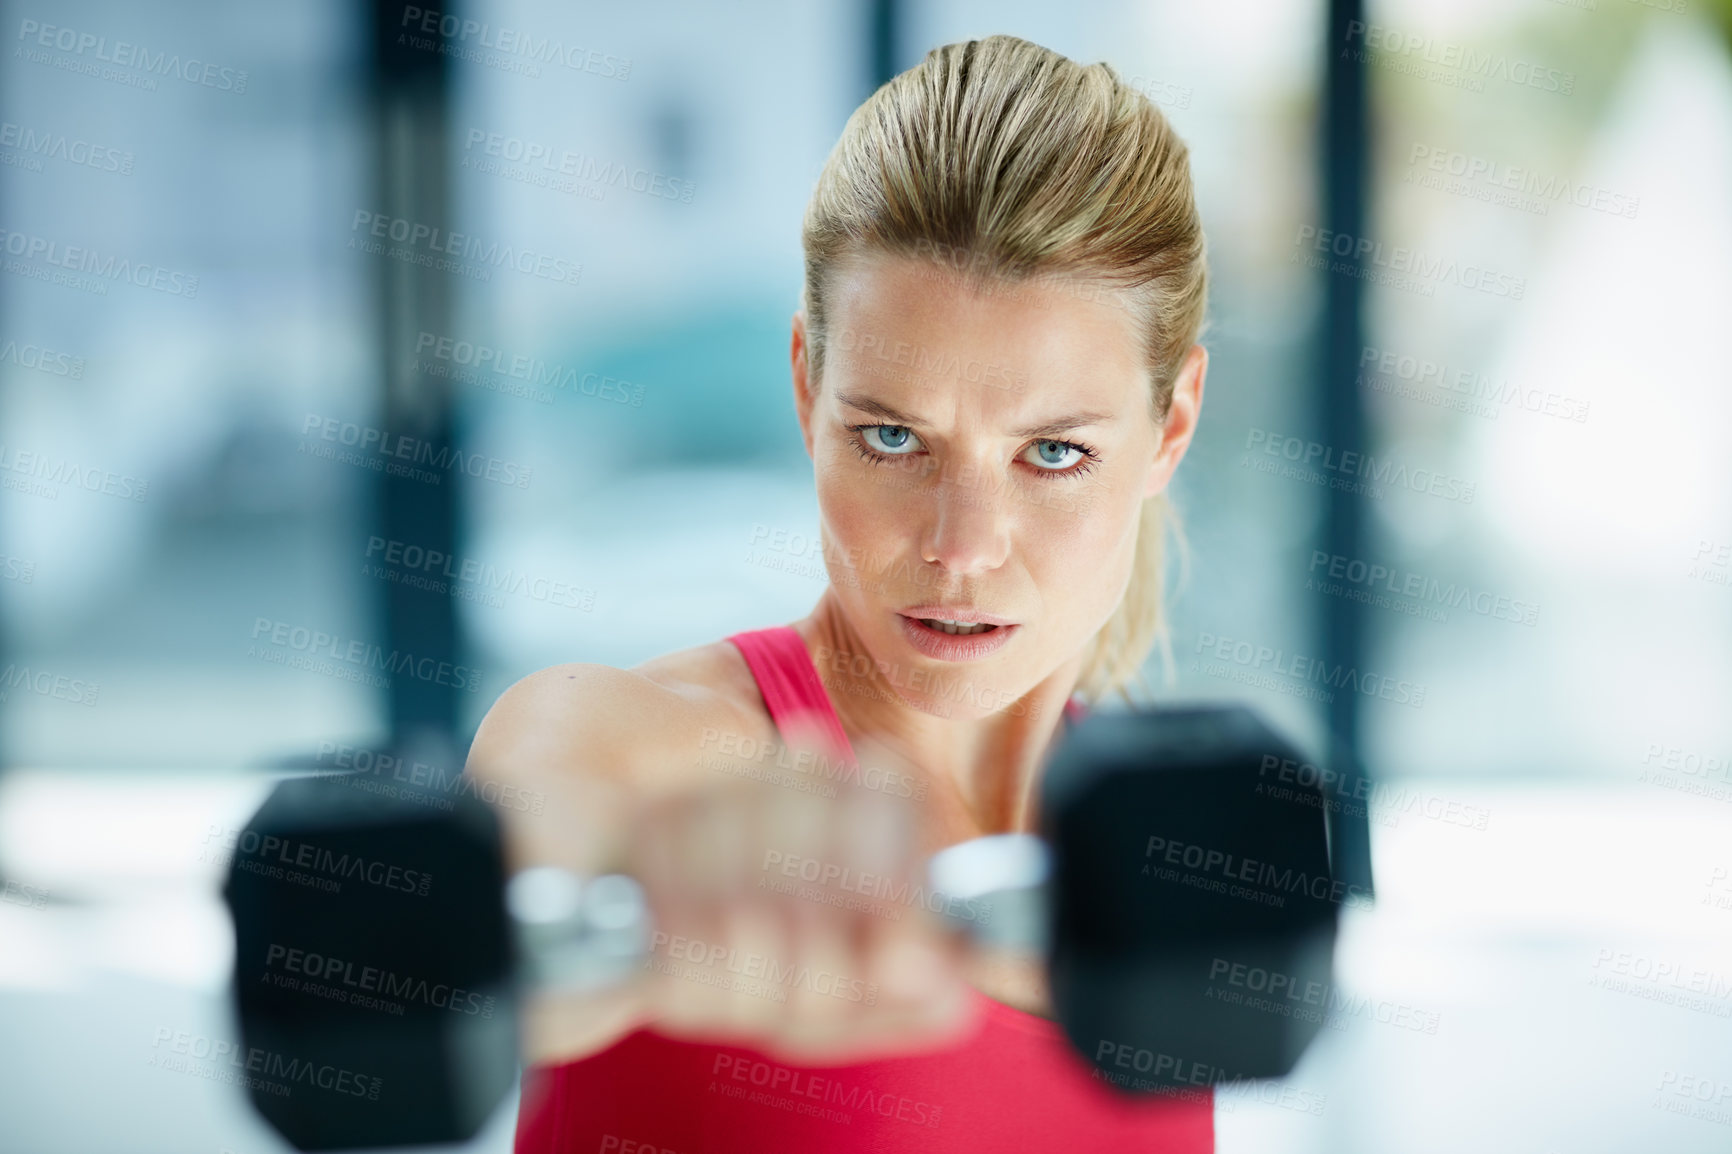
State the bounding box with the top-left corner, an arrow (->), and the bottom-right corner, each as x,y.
822,252 -> 1149,400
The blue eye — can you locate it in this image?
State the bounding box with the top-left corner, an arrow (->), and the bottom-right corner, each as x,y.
861,425 -> 921,454
846,422 -> 1101,480
1026,440 -> 1085,470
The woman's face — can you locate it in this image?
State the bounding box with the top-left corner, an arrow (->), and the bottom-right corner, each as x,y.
792,252 -> 1206,718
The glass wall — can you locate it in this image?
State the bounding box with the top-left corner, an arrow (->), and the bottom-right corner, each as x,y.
1,1 -> 1728,1151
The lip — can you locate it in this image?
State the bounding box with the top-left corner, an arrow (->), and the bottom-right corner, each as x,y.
896,610 -> 1019,662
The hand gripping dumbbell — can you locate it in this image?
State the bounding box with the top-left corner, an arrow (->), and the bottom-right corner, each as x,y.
222,704 -> 1341,1150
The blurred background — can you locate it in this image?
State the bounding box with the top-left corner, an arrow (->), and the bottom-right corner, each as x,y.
0,0 -> 1729,1151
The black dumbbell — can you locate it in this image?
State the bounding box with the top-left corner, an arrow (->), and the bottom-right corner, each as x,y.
222,703 -> 1341,1150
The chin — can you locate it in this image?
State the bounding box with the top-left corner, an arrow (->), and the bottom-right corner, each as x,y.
887,651 -> 1033,721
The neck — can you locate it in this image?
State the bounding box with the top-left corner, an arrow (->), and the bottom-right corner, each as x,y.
791,588 -> 1084,837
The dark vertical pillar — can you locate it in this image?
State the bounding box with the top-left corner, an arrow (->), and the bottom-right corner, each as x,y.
869,0 -> 902,91
1319,0 -> 1375,896
368,1 -> 458,748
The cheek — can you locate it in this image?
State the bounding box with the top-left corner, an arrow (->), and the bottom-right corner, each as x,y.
818,441 -> 924,523
816,461 -> 911,570
818,462 -> 883,530
1024,491 -> 1142,617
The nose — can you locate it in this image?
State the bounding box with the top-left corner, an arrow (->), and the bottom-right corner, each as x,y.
919,473 -> 1012,576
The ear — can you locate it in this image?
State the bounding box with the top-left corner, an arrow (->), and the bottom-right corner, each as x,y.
1142,343 -> 1208,498
791,309 -> 817,460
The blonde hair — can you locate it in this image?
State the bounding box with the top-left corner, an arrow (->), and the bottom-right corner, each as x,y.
800,34 -> 1207,705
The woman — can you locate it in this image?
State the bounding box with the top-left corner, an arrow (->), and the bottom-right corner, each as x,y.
469,33 -> 1211,1153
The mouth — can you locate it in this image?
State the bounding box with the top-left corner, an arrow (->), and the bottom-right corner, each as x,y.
897,606 -> 1016,633
909,617 -> 1001,637
895,607 -> 1020,661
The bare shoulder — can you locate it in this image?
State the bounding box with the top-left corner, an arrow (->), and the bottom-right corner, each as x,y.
632,636 -> 768,716
469,639 -> 777,794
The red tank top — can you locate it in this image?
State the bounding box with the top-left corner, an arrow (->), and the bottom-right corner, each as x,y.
513,626 -> 1214,1153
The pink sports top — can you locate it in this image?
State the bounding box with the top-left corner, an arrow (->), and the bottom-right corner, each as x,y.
513,626 -> 1214,1153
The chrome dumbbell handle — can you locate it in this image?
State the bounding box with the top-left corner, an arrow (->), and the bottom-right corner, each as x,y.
925,832 -> 1051,953
505,832 -> 1054,992
506,868 -> 654,993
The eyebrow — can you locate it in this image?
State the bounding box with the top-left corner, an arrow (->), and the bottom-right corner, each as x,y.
833,390 -> 1115,439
